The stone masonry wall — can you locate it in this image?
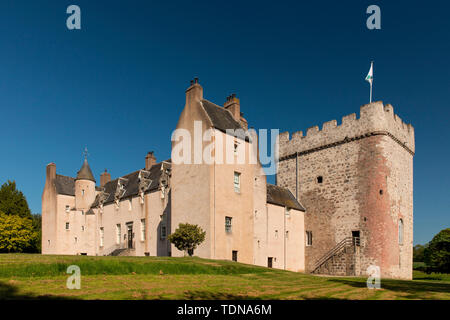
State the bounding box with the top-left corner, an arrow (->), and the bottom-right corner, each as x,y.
276,101 -> 414,279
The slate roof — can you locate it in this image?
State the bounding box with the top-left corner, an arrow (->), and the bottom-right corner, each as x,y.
55,175 -> 75,196
92,161 -> 170,207
201,99 -> 249,141
266,184 -> 305,211
76,159 -> 96,182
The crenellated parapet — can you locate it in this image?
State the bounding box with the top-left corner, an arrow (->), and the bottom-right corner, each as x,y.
278,101 -> 415,159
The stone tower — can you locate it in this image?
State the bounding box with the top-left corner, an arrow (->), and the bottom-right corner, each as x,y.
277,101 -> 414,279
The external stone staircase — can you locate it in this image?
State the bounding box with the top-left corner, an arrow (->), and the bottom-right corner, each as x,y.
108,248 -> 136,256
311,237 -> 361,276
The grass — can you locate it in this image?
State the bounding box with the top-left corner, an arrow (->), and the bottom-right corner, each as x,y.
0,254 -> 449,300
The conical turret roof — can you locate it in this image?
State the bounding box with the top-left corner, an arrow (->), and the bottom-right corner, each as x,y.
76,159 -> 96,182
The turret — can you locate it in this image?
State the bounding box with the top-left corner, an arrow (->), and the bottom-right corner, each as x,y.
75,159 -> 96,211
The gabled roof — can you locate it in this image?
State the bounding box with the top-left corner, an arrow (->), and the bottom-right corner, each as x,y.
55,175 -> 75,196
266,184 -> 305,211
201,99 -> 249,141
92,161 -> 170,207
76,159 -> 96,182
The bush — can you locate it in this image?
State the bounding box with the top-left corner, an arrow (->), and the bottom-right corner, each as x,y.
0,212 -> 38,253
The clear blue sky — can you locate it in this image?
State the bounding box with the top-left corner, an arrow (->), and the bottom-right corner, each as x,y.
0,1 -> 448,245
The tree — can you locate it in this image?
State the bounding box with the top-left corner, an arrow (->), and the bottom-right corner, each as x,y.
168,223 -> 206,256
424,228 -> 450,274
413,244 -> 426,262
0,212 -> 38,253
0,181 -> 31,218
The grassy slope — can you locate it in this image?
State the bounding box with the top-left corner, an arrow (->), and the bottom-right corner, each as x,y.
0,254 -> 449,300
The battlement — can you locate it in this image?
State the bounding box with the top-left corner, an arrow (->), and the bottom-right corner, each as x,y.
278,101 -> 415,158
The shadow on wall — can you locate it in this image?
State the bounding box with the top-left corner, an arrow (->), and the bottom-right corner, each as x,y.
0,281 -> 79,300
157,190 -> 172,257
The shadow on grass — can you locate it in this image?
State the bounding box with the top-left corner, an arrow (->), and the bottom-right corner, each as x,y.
328,278 -> 450,299
0,281 -> 78,300
183,290 -> 261,300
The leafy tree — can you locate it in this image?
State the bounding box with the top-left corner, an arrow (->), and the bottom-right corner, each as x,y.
0,212 -> 38,253
424,228 -> 450,274
0,181 -> 31,218
413,244 -> 426,262
168,223 -> 206,256
28,214 -> 42,253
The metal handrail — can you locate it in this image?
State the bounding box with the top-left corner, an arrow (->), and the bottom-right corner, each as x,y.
312,237 -> 358,273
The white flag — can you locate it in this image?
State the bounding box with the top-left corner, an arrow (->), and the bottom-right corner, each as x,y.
365,62 -> 373,86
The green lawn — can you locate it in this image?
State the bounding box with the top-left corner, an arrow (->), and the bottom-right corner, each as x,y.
0,254 -> 449,300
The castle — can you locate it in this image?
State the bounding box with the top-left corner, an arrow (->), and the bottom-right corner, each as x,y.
42,79 -> 414,279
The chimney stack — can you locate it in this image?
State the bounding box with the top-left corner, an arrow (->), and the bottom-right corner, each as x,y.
224,93 -> 240,122
145,151 -> 156,170
185,77 -> 203,106
100,169 -> 111,187
46,163 -> 56,181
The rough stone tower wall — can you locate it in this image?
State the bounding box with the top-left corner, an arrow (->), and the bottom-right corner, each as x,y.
277,101 -> 414,279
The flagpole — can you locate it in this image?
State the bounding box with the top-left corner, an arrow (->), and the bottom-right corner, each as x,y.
370,82 -> 372,103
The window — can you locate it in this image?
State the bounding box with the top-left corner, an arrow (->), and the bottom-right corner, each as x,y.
128,199 -> 132,211
285,207 -> 290,216
100,227 -> 104,247
141,219 -> 146,241
286,231 -> 289,239
306,231 -> 313,246
65,205 -> 70,213
225,216 -> 232,233
232,250 -> 238,262
82,189 -> 85,196
275,230 -> 278,238
317,176 -> 323,184
234,172 -> 241,193
81,226 -> 85,232
74,237 -> 77,243
81,210 -> 84,215
116,224 -> 121,244
65,222 -> 70,230
399,219 -> 404,245
234,141 -> 239,154
160,224 -> 167,240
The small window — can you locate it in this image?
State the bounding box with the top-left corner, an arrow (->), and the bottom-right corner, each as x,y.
81,226 -> 85,232
160,224 -> 167,240
65,205 -> 70,213
317,176 -> 323,184
116,224 -> 121,244
128,199 -> 132,211
225,216 -> 232,233
82,189 -> 85,196
399,219 -> 404,245
81,210 -> 84,215
100,227 -> 104,247
286,231 -> 289,239
234,141 -> 239,154
285,207 -> 290,216
141,219 -> 146,241
275,230 -> 278,239
306,231 -> 313,246
234,172 -> 241,193
232,250 -> 238,262
74,237 -> 77,243
65,222 -> 70,230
